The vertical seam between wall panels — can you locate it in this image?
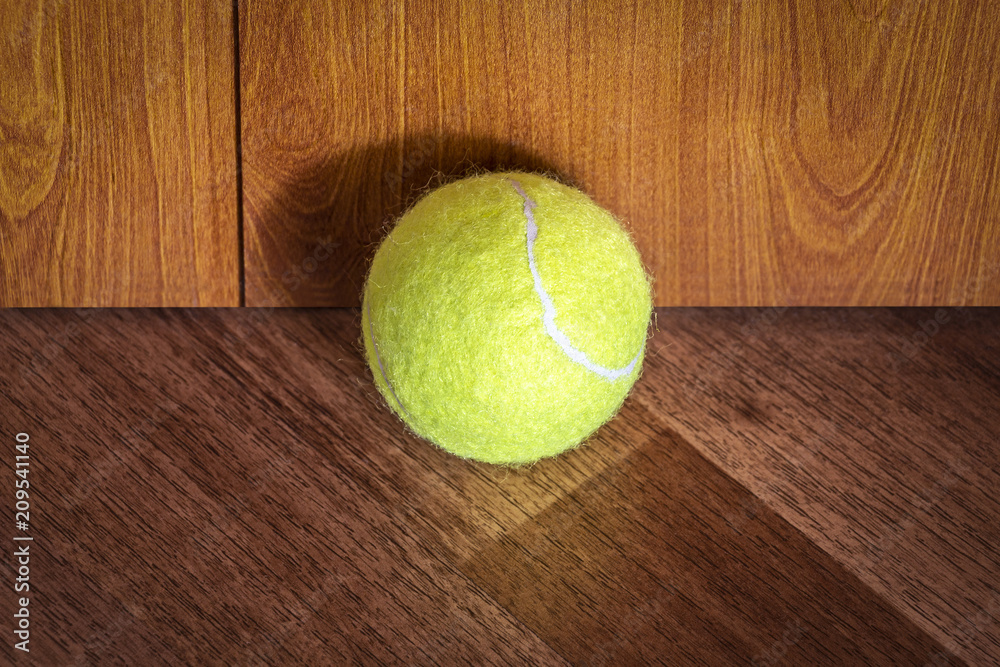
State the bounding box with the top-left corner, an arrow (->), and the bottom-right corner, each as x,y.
232,0 -> 246,306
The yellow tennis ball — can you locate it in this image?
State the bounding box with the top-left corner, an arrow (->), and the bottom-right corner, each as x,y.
362,172 -> 652,465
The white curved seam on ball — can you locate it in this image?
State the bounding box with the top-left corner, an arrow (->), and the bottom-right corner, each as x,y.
367,299 -> 413,419
508,178 -> 641,381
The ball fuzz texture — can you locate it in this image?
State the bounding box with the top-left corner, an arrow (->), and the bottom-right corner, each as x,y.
362,172 -> 652,465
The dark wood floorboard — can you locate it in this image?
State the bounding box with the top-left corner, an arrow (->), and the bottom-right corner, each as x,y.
462,403 -> 951,665
635,308 -> 1000,663
1,308 -> 995,665
2,310 -> 565,666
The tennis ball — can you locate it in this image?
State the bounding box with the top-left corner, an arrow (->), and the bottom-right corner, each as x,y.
362,171 -> 652,465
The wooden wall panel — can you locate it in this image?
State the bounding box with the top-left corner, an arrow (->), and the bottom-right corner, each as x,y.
240,0 -> 1000,307
0,0 -> 239,306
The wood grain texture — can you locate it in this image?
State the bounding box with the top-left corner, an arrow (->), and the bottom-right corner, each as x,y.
0,0 -> 239,306
1,310 -> 566,665
239,0 -> 1000,308
462,405 -> 949,666
638,307 -> 1000,664
3,307 -> 996,663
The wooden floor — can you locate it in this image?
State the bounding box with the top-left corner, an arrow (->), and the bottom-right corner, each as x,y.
1,308 -> 998,665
